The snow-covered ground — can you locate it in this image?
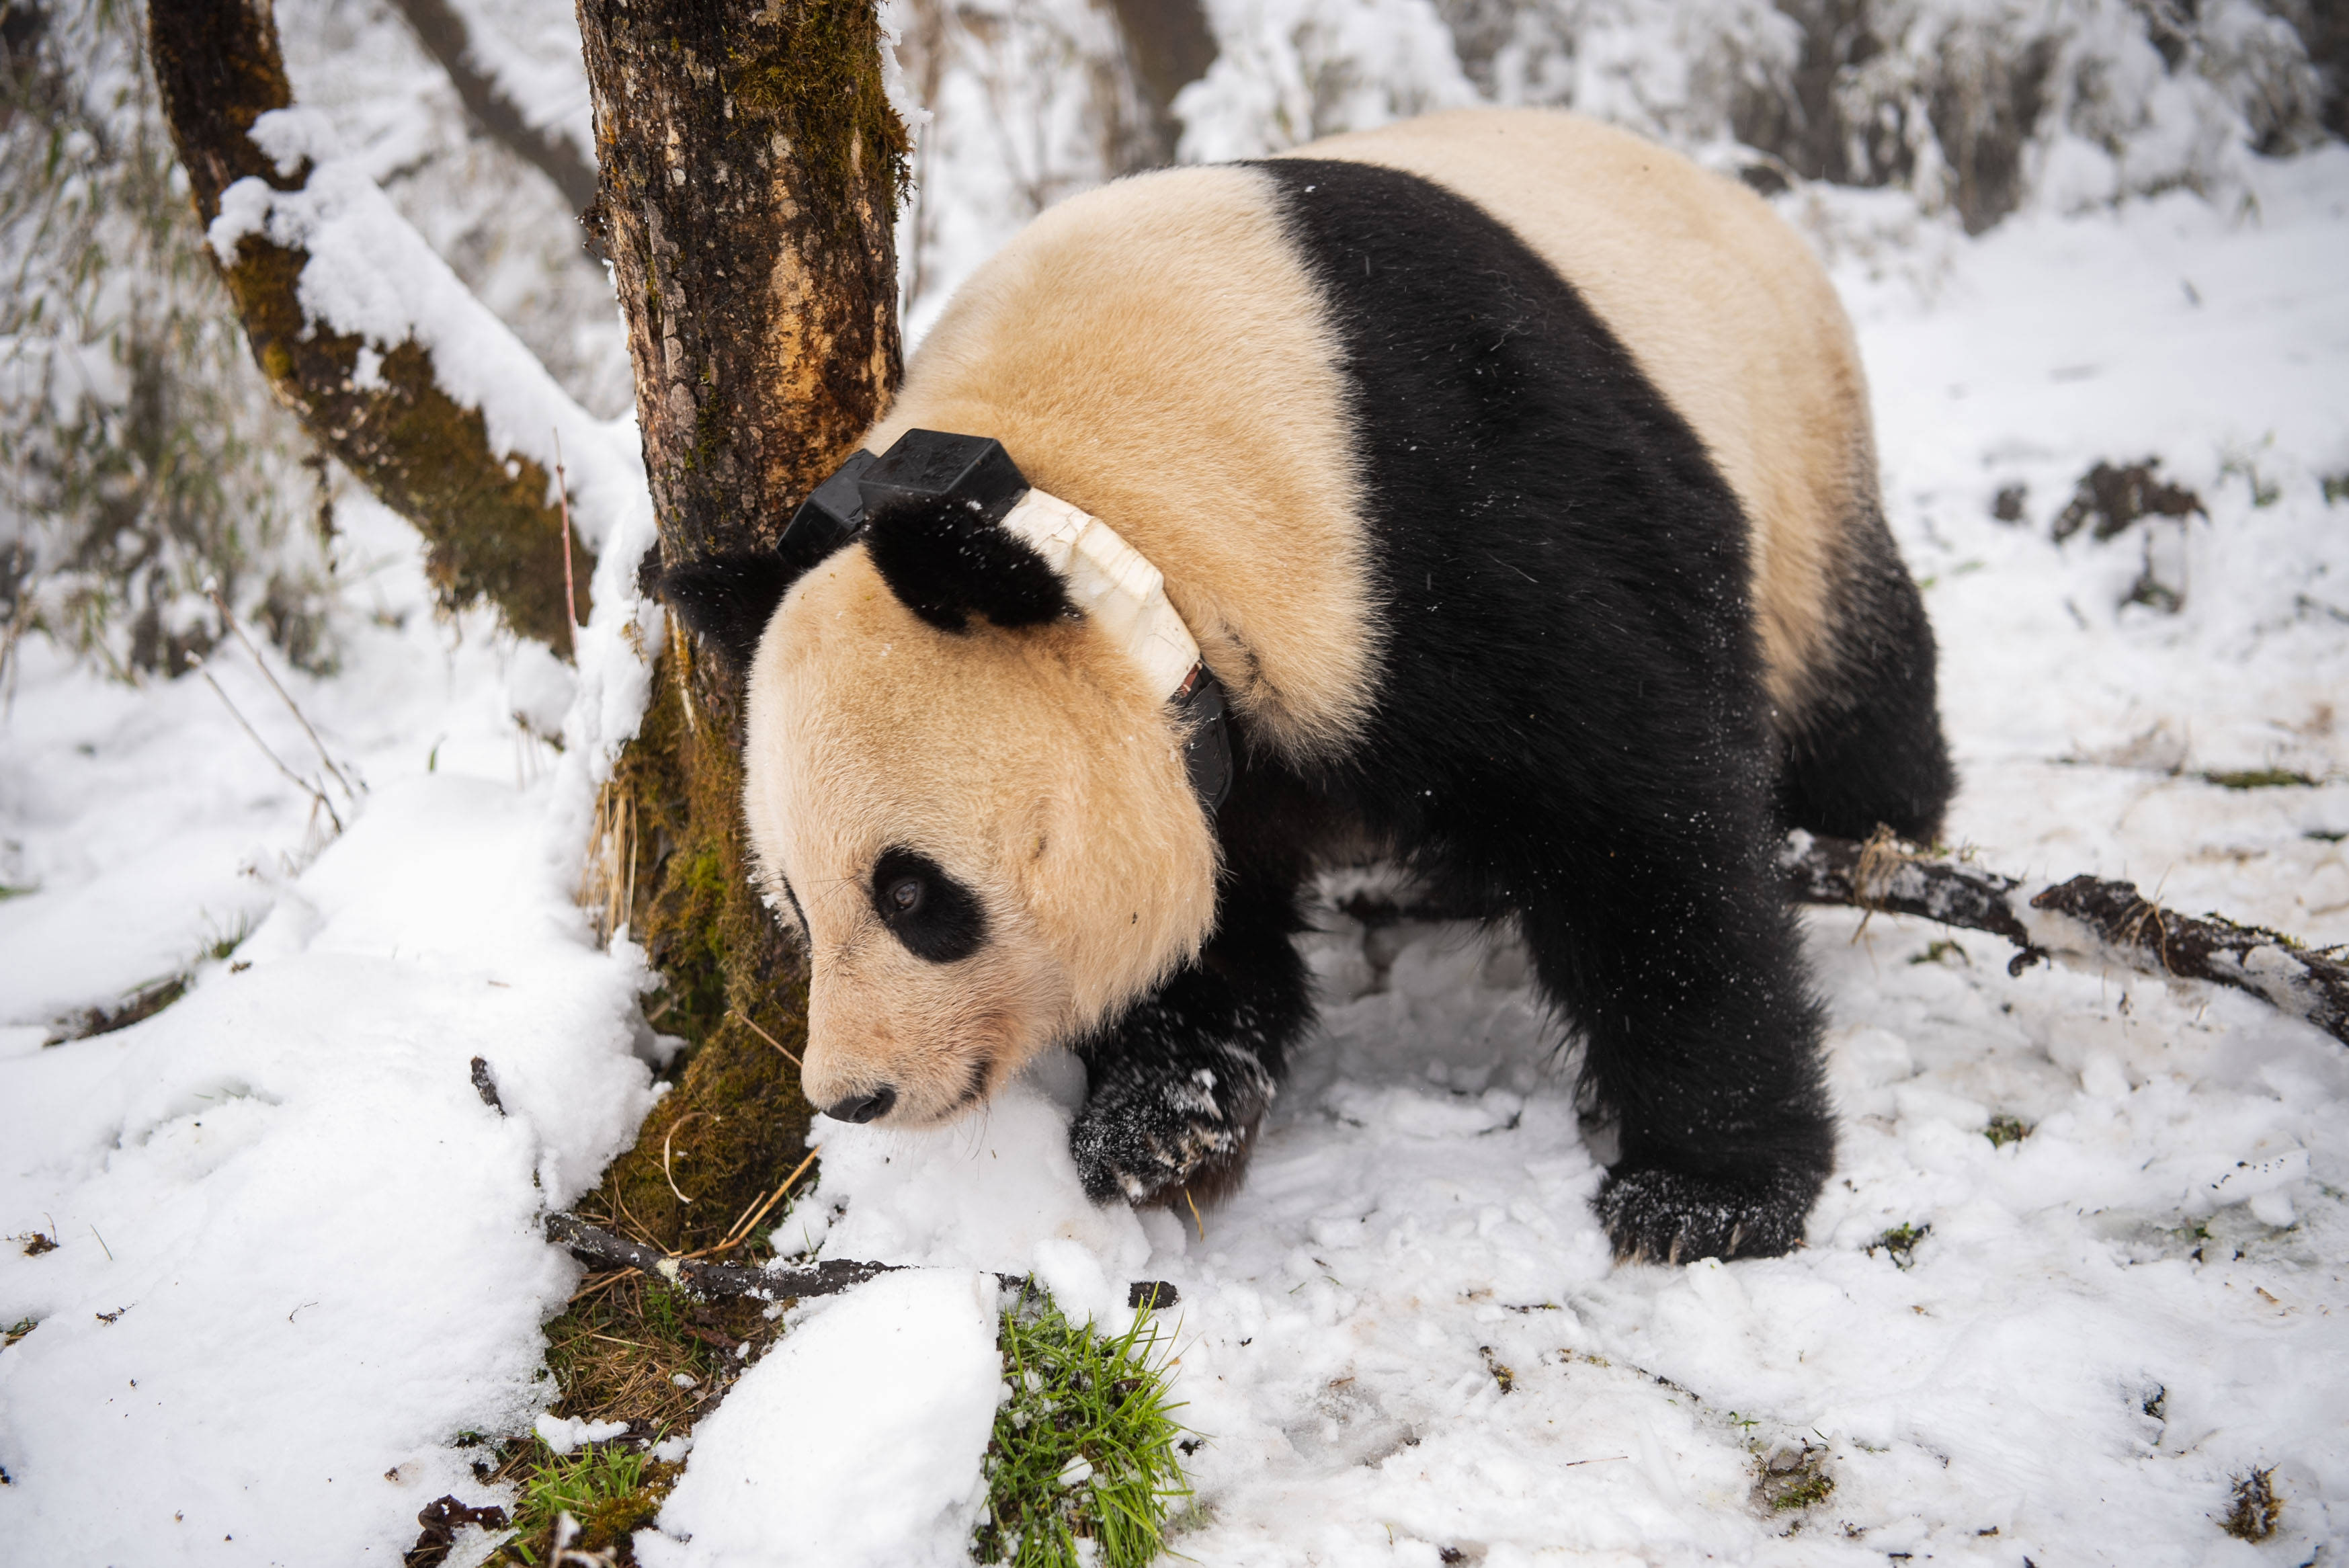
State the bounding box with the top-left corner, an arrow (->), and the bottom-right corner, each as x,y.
5,40 -> 2348,1568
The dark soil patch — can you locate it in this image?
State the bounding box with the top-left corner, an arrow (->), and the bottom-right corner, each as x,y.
2053,458 -> 2204,543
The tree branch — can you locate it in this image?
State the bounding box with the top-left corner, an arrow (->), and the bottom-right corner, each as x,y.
147,0 -> 591,649
1340,832 -> 2349,1049
542,1210 -> 1178,1311
384,0 -> 599,213
1781,831 -> 2349,1044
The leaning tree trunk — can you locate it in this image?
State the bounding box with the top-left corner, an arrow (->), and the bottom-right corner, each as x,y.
148,0 -> 585,649
567,0 -> 909,1253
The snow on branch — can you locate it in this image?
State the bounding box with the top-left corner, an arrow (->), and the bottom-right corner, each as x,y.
384,0 -> 600,213
147,0 -> 643,650
542,1211 -> 1180,1312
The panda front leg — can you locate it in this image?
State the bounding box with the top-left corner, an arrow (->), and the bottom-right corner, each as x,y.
1069,871 -> 1314,1208
1516,830 -> 1836,1264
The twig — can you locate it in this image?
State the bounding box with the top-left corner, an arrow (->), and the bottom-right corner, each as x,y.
542,1211 -> 1179,1310
566,1270 -> 632,1307
205,579 -> 356,804
1778,830 -> 2348,1045
190,657 -> 343,833
729,1008 -> 802,1067
552,430 -> 581,663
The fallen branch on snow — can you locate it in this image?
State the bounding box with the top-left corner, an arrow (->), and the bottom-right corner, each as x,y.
542,1210 -> 1178,1311
1781,829 -> 2349,1047
1336,831 -> 2349,1050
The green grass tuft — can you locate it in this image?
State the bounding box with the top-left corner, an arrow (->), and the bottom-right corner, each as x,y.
199,911 -> 254,965
973,1291 -> 1192,1568
503,1437 -> 677,1561
2204,768 -> 2317,790
1756,1443 -> 1836,1512
1868,1223 -> 1930,1270
1983,1114 -> 2032,1149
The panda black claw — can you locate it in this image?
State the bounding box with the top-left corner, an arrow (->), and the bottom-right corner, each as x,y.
1594,1165 -> 1822,1264
1070,1055 -> 1274,1208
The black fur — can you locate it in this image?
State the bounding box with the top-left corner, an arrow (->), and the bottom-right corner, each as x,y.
871,845 -> 989,963
1776,515 -> 1956,841
657,552 -> 803,672
1073,159 -> 1949,1262
862,495 -> 1075,634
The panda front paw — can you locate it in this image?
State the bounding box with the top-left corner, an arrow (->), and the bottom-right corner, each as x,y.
1069,1046 -> 1274,1207
1595,1163 -> 1822,1264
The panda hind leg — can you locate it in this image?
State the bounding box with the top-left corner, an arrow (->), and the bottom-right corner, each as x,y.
1777,508 -> 1956,844
1069,870 -> 1313,1210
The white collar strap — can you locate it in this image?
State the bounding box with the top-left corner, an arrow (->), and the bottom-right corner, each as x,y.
998,487 -> 1199,701
1000,486 -> 1234,812
999,486 -> 1233,812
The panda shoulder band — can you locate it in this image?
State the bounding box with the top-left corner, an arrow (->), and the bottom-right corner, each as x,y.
784,429 -> 1235,814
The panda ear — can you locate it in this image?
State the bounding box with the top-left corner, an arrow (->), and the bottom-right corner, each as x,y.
658,450 -> 879,670
657,552 -> 802,671
862,496 -> 1073,633
858,429 -> 1073,633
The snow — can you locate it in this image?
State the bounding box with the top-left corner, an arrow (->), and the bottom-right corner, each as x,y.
0,739 -> 657,1559
3,5 -> 2347,1564
538,1413 -> 635,1456
636,1270 -> 1002,1568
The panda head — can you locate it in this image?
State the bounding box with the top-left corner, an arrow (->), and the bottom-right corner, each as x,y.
661,433 -> 1227,1129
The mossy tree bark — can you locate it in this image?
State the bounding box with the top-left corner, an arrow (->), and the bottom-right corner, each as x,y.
570,0 -> 908,1253
147,0 -> 587,649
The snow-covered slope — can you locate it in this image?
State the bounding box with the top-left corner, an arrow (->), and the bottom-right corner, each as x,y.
2,24 -> 2345,1568
643,150 -> 2349,1566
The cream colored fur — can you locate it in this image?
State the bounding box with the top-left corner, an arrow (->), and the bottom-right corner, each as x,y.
744,546 -> 1220,1124
864,164 -> 1377,763
1294,108 -> 1873,713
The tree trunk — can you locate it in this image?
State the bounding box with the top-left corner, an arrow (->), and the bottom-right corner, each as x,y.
147,0 -> 587,650
1104,0 -> 1217,165
569,0 -> 909,1252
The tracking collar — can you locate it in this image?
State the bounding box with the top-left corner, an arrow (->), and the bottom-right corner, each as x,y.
784,431 -> 1235,815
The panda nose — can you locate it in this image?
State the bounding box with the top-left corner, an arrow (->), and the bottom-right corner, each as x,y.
823,1085 -> 897,1124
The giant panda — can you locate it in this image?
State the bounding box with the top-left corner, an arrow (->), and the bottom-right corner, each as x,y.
662,108 -> 1954,1264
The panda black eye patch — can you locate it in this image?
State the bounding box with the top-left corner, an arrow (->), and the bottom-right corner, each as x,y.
870,847 -> 987,963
